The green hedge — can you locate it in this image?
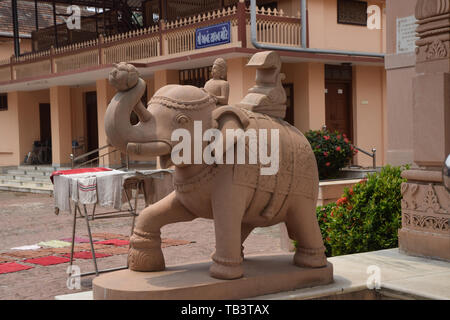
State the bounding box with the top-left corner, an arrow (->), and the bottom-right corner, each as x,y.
314,165 -> 409,257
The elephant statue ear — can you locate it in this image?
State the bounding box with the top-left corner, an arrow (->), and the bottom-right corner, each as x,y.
211,106 -> 251,157
211,106 -> 250,131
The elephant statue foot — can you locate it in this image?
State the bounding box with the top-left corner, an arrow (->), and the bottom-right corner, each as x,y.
210,254 -> 244,280
293,246 -> 327,268
128,231 -> 165,272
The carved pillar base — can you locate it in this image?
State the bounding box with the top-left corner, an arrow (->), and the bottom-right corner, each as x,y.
398,169 -> 450,261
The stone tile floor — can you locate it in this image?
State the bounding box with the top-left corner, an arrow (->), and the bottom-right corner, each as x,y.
0,191 -> 283,300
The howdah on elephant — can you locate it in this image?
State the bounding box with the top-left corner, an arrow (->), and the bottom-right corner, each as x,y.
105,56 -> 328,280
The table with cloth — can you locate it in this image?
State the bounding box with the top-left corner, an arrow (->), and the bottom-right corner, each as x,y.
51,168 -> 174,277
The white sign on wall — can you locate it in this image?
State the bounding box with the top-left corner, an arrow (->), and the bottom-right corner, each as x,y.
396,16 -> 419,54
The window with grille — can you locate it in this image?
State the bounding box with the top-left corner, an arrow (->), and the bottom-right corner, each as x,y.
337,0 -> 368,26
179,66 -> 212,88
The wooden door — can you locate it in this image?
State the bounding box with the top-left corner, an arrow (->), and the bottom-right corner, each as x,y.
325,82 -> 352,140
39,103 -> 51,144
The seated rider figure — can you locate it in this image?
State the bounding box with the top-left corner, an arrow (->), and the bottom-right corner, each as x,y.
204,58 -> 229,106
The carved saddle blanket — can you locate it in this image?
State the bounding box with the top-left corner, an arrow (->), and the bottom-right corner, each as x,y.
232,109 -> 318,220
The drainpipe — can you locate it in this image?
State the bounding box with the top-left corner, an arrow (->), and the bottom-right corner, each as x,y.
250,0 -> 385,58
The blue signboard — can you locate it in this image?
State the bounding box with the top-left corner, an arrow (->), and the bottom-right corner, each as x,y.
195,21 -> 231,49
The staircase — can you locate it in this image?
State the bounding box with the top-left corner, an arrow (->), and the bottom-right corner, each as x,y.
0,166 -> 67,195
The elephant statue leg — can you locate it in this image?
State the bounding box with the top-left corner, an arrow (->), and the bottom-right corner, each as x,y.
129,191 -> 196,272
210,223 -> 252,267
210,173 -> 248,280
286,196 -> 327,268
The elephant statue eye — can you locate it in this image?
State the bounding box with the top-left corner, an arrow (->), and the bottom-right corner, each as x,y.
176,114 -> 190,126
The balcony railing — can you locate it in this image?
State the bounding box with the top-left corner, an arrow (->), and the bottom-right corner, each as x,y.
0,4 -> 301,83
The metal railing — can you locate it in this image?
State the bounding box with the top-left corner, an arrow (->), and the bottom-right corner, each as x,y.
353,146 -> 377,169
321,125 -> 377,169
70,144 -> 129,170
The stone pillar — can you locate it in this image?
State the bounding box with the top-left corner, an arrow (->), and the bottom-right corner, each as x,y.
146,77 -> 155,99
287,62 -> 325,133
1,92 -> 21,166
384,0 -> 417,166
96,79 -> 121,167
398,0 -> 450,261
226,57 -> 256,105
50,86 -> 72,167
352,65 -> 385,167
154,69 -> 179,92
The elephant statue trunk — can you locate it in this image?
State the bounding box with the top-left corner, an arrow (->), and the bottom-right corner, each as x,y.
104,63 -> 171,158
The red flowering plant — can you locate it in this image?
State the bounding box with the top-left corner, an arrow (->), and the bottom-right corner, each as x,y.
305,128 -> 357,180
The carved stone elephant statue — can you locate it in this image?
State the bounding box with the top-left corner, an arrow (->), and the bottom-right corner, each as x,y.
104,62 -> 328,280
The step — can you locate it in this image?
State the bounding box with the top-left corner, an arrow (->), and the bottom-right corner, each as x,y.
0,179 -> 53,188
18,165 -> 70,172
7,169 -> 53,177
0,183 -> 53,195
1,173 -> 51,181
0,174 -> 51,183
7,169 -> 26,175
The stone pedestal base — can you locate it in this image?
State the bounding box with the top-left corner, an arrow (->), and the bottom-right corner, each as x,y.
92,254 -> 333,300
399,169 -> 450,262
399,228 -> 450,261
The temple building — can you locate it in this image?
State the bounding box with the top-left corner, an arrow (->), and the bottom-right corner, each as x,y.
0,0 -> 386,168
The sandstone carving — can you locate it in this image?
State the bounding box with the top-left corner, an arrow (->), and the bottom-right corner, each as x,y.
237,51 -> 287,118
104,52 -> 327,280
204,58 -> 229,106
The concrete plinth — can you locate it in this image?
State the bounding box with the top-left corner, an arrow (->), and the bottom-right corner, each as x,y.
92,254 -> 333,300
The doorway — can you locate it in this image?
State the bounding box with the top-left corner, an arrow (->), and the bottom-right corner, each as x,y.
38,103 -> 52,164
325,65 -> 353,141
283,83 -> 294,126
85,92 -> 99,160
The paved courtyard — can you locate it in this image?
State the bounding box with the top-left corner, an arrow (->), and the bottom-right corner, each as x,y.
0,191 -> 284,300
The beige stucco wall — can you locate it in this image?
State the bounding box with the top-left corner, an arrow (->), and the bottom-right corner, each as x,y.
18,90 -> 49,162
0,90 -> 49,166
277,0 -> 300,17
145,77 -> 155,100
282,62 -> 326,133
154,69 -> 179,92
308,0 -> 385,53
95,79 -> 121,166
352,65 -> 385,167
70,85 -> 97,155
0,37 -> 32,61
226,57 -> 256,105
0,93 -> 20,165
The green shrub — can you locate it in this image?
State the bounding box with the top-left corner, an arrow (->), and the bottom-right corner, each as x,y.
305,129 -> 357,180
314,165 -> 409,257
